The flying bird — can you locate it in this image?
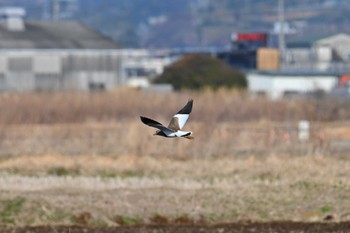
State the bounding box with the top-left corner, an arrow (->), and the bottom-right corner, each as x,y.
140,99 -> 194,139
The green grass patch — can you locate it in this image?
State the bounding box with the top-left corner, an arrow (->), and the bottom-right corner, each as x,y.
47,209 -> 72,223
90,219 -> 109,228
98,171 -> 118,179
98,170 -> 145,179
320,205 -> 332,213
47,167 -> 80,176
290,180 -> 321,190
113,215 -> 143,226
119,170 -> 145,178
255,172 -> 280,182
258,210 -> 270,219
0,196 -> 25,224
149,213 -> 169,224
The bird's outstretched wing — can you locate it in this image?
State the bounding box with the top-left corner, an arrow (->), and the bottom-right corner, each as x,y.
140,116 -> 175,133
168,99 -> 193,131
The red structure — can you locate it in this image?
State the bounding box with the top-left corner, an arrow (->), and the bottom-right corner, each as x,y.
217,32 -> 269,70
231,32 -> 268,50
235,33 -> 268,42
339,74 -> 350,87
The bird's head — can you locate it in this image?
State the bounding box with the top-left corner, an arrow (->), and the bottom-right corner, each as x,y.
153,130 -> 160,136
154,130 -> 166,137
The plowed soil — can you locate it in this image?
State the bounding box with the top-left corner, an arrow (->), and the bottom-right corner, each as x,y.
2,222 -> 350,233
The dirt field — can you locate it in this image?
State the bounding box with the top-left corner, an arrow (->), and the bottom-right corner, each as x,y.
1,222 -> 350,233
1,154 -> 350,227
1,122 -> 350,232
1,92 -> 350,232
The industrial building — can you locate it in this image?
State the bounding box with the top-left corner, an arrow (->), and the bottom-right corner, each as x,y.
245,32 -> 350,98
217,32 -> 270,70
0,7 -> 122,92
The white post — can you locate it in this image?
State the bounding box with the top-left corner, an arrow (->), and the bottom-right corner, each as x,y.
298,120 -> 310,142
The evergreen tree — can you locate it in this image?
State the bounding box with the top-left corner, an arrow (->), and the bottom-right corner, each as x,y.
153,54 -> 247,90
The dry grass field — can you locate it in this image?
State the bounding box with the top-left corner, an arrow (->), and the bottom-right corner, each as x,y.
0,90 -> 350,231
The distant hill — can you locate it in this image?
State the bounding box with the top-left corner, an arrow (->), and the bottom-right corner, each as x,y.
3,0 -> 350,48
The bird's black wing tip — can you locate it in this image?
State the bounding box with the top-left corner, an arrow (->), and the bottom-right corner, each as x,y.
140,116 -> 148,124
140,116 -> 150,124
140,116 -> 163,126
177,99 -> 193,114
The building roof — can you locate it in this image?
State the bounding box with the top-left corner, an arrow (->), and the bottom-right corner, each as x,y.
0,20 -> 120,49
314,33 -> 350,46
313,33 -> 350,62
286,41 -> 312,49
258,70 -> 339,77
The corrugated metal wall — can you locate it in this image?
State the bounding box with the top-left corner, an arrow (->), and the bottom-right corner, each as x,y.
0,50 -> 122,92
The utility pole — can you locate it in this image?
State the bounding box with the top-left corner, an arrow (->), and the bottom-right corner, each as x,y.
278,0 -> 285,67
51,0 -> 78,20
52,0 -> 60,20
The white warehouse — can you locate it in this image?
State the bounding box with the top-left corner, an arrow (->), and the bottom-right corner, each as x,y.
247,71 -> 339,99
0,7 -> 122,92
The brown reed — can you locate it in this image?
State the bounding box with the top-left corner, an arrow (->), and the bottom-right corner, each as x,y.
0,89 -> 349,125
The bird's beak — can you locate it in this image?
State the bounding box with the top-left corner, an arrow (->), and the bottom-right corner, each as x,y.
185,135 -> 194,140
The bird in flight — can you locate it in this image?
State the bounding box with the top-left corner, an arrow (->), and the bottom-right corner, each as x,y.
140,99 -> 194,139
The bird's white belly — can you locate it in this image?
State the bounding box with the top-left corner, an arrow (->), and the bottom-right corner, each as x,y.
168,130 -> 191,137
